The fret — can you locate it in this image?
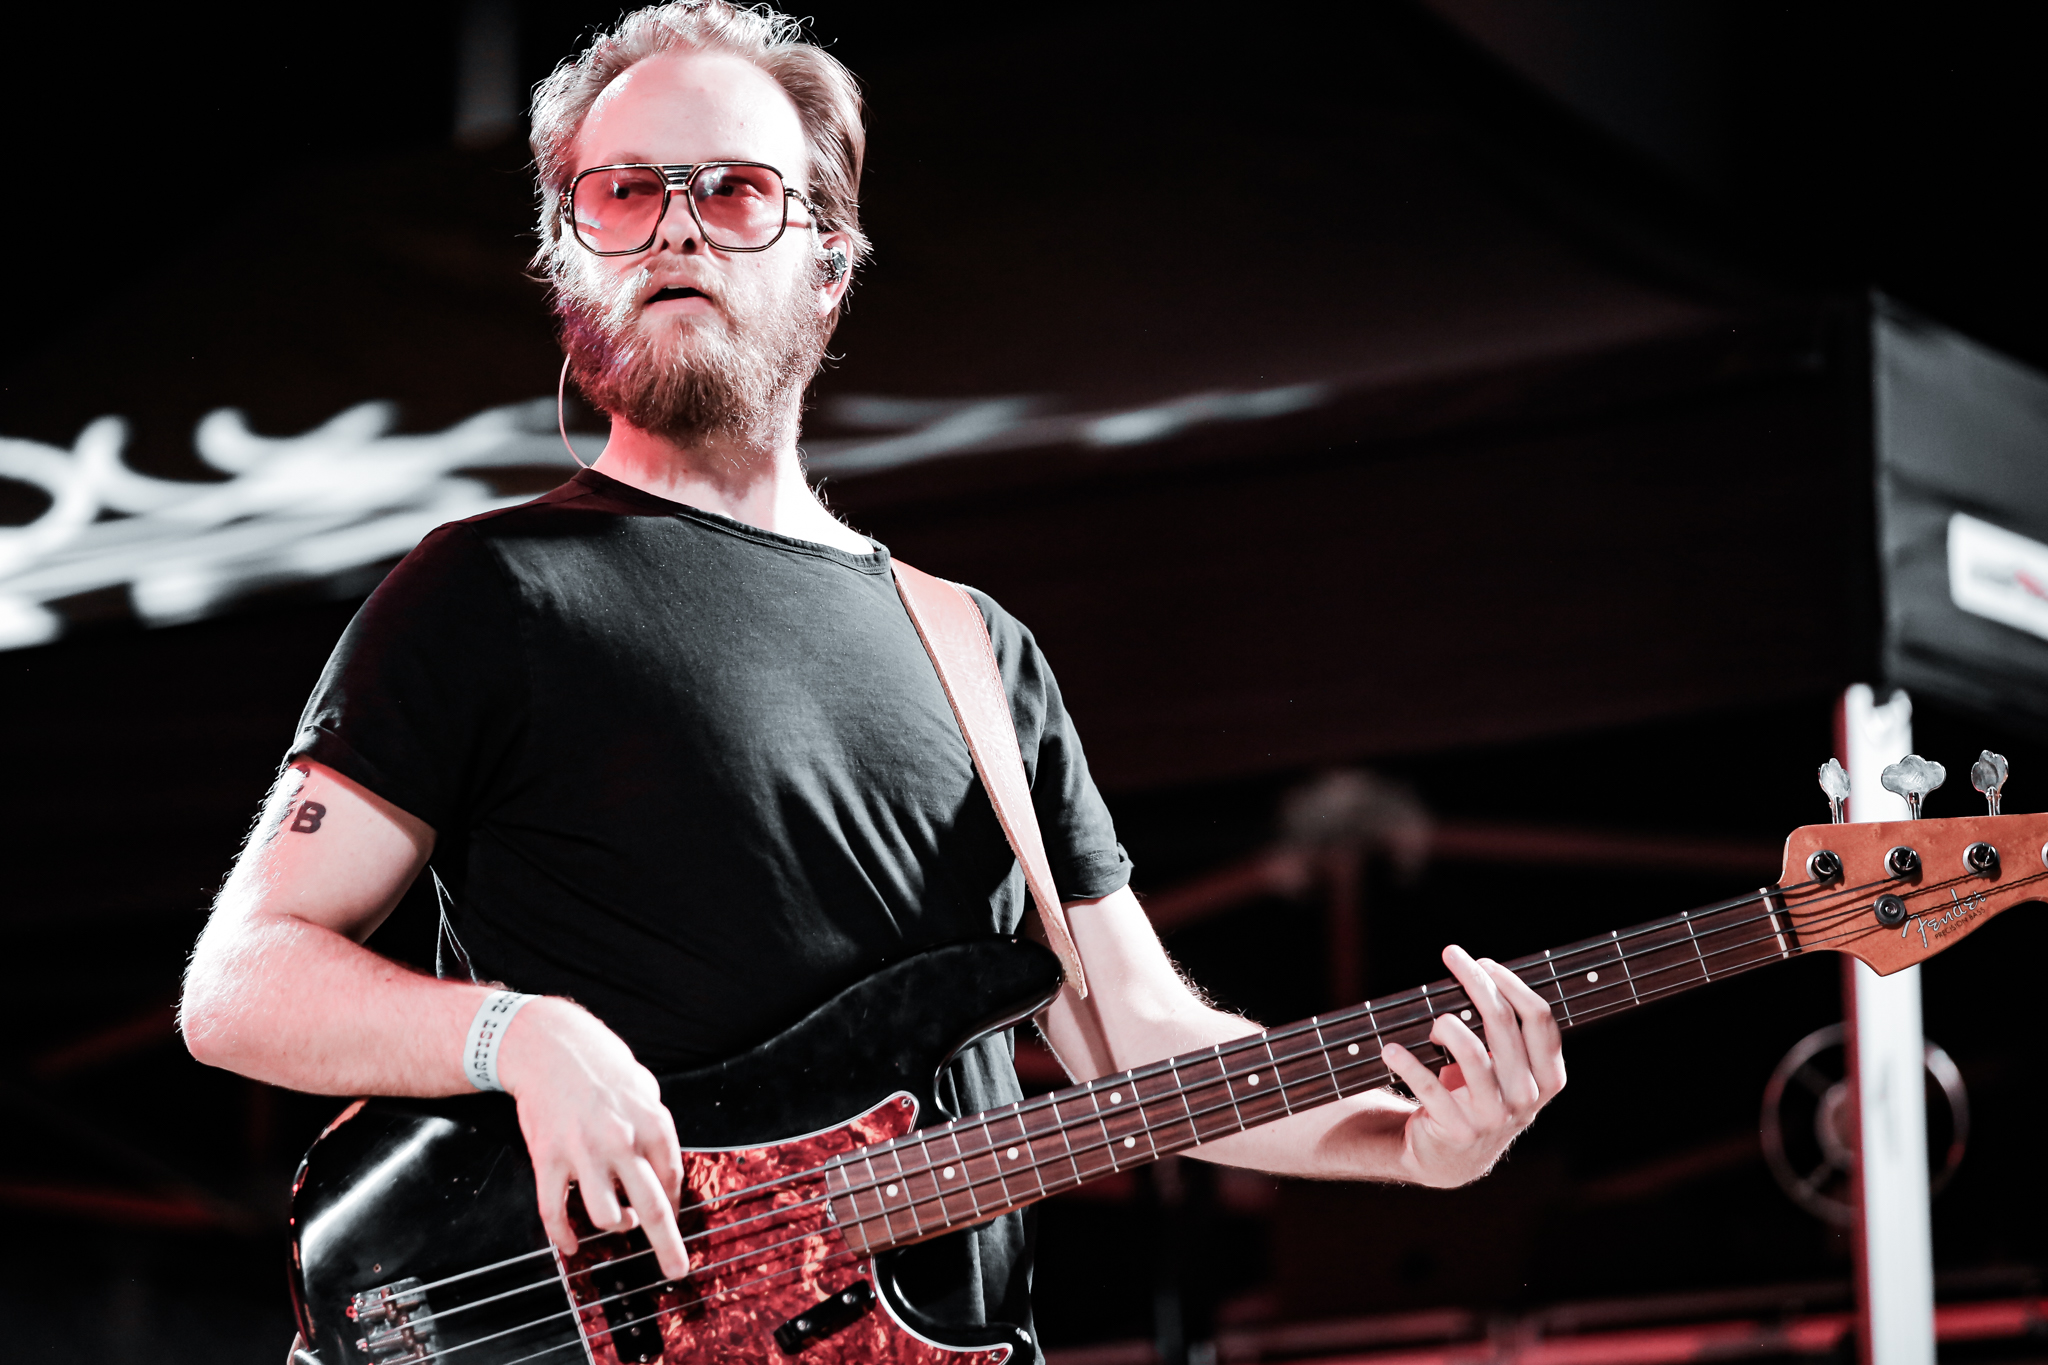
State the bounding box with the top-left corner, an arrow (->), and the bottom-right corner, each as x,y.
1761,888 -> 1792,959
860,1152 -> 911,1243
936,1127 -> 983,1222
1610,930 -> 1643,1006
1050,1109 -> 1083,1191
909,1136 -> 949,1230
1257,1035 -> 1294,1115
1326,1020 -> 1378,1097
957,1119 -> 1006,1210
1548,937 -> 1632,1017
1309,1017 -> 1347,1103
986,1107 -> 1032,1204
1210,1044 -> 1249,1132
1092,1103 -> 1124,1175
1621,917 -> 1710,1000
878,1148 -> 920,1243
1134,1060 -> 1197,1151
1542,949 -> 1571,1023
1066,1089 -> 1122,1181
1689,896 -> 1781,978
884,1146 -> 927,1240
1168,1057 -> 1198,1142
1222,1042 -> 1293,1128
1171,1052 -> 1239,1143
1271,1020 -> 1338,1109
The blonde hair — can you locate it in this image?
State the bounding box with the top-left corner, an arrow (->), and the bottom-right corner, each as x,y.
529,2 -> 869,281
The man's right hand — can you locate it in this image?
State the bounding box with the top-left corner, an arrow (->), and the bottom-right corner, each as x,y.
497,998 -> 691,1279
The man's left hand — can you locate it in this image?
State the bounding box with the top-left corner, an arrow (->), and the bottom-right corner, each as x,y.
1379,945 -> 1567,1187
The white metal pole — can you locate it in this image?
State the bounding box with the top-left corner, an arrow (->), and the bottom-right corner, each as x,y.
1835,684 -> 1937,1365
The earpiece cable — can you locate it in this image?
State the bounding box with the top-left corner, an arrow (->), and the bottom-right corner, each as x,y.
557,355 -> 590,469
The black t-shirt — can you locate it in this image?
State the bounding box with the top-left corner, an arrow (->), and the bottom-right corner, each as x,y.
289,469 -> 1131,1341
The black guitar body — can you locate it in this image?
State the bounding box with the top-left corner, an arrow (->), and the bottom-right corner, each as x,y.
289,937 -> 1064,1365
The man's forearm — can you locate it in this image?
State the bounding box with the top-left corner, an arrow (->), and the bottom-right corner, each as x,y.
1038,888 -> 1420,1181
1041,986 -> 1418,1181
182,906 -> 496,1096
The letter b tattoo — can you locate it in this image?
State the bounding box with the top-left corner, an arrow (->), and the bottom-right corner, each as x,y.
290,801 -> 327,834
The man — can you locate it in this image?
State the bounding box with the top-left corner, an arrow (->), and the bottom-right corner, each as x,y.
180,1 -> 1566,1353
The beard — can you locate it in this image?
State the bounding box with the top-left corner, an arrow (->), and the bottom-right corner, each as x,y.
554,256 -> 831,453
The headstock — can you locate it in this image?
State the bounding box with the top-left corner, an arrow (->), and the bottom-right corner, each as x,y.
1779,767 -> 2048,974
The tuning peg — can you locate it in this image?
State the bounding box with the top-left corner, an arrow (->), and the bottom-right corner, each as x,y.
1880,754 -> 1946,819
1818,759 -> 1850,824
1971,750 -> 2009,816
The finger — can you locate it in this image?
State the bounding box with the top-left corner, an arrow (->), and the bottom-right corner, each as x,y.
1484,958 -> 1567,1098
643,1106 -> 686,1206
1428,1012 -> 1505,1126
535,1161 -> 581,1258
1445,947 -> 1536,1112
1381,1042 -> 1476,1141
576,1159 -> 628,1231
618,1157 -> 691,1281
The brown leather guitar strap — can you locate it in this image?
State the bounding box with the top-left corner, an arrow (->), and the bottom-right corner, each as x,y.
892,559 -> 1089,998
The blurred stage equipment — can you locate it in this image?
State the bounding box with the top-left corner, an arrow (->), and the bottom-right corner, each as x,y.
1832,684 -> 1936,1365
1875,296 -> 2048,730
1759,1022 -> 1967,1225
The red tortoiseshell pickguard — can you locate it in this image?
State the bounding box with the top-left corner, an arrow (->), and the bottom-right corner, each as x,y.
559,1094 -> 1011,1365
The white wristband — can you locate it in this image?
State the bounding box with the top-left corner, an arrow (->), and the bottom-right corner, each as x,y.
463,990 -> 538,1092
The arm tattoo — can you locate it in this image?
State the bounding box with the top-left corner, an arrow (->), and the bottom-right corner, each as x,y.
289,801 -> 328,834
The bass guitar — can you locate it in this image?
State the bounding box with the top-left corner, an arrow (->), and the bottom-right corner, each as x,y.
288,799 -> 2047,1365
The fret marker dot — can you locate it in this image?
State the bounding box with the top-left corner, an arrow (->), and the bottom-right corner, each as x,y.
1247,1073 -> 1260,1085
1585,970 -> 1599,983
1007,1147 -> 1020,1160
1123,1136 -> 1136,1149
1110,1092 -> 1122,1104
1347,1043 -> 1360,1055
942,1166 -> 955,1179
1460,1009 -> 1472,1021
885,1184 -> 899,1197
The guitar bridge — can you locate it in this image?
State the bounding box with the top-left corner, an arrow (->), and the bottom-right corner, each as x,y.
351,1278 -> 440,1364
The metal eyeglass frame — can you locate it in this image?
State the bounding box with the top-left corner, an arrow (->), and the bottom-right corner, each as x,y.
562,161 -> 822,256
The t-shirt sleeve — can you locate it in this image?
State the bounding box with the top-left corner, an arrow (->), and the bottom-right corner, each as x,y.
966,588 -> 1133,902
290,522 -> 526,831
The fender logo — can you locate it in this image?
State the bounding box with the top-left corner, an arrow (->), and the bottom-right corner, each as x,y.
1903,889 -> 1987,948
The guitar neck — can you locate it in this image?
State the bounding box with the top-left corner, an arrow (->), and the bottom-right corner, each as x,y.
827,882 -> 1802,1257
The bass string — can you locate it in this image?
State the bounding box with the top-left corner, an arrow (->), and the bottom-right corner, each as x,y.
411,875 -> 1896,1328
829,868 -> 2023,1243
411,889 -> 1865,1340
831,895 -> 1882,1231
390,860 -> 2034,1336
430,895 -> 1890,1365
836,876 -> 1879,1198
610,878 -> 1848,1250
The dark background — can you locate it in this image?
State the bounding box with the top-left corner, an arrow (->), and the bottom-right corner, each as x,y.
4,2 -> 2047,1361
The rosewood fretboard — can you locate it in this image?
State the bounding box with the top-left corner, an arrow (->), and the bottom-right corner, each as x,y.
824,881 -> 1811,1255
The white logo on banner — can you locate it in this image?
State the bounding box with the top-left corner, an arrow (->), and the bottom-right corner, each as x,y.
0,401 -> 584,652
1948,511 -> 2048,644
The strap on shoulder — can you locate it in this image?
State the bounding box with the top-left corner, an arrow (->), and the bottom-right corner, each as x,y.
892,559 -> 1089,998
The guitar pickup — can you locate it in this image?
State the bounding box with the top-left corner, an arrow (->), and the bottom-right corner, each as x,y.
585,1227 -> 666,1364
773,1279 -> 875,1355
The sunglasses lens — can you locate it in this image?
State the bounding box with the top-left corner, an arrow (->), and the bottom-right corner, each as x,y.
570,166 -> 667,252
689,165 -> 789,248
